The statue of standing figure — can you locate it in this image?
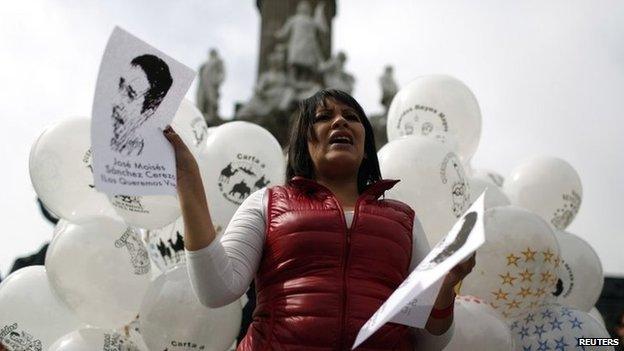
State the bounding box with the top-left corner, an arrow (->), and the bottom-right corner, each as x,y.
319,51 -> 355,94
274,1 -> 328,83
379,65 -> 399,112
196,48 -> 225,124
236,44 -> 295,118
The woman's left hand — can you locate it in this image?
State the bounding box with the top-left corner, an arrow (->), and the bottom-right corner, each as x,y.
441,253 -> 476,290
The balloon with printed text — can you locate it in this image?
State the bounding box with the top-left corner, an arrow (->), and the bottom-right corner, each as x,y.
379,136 -> 471,245
504,156 -> 582,231
0,266 -> 85,350
29,118 -> 118,222
139,265 -> 242,351
46,217 -> 151,329
386,75 -> 482,163
460,206 -> 560,321
197,121 -> 285,237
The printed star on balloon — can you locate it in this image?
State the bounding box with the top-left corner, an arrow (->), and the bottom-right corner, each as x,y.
487,247 -> 560,319
509,304 -> 612,351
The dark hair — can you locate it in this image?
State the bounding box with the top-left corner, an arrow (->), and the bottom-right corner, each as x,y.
130,54 -> 173,114
286,89 -> 381,193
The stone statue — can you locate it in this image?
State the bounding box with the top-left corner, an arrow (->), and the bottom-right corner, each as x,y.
319,51 -> 355,94
196,48 -> 225,124
274,1 -> 328,82
380,65 -> 398,112
236,45 -> 295,118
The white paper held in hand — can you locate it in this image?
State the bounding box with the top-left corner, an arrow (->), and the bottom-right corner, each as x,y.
91,26 -> 195,196
352,192 -> 486,349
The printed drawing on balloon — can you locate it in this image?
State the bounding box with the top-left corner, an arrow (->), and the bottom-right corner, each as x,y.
217,153 -> 271,205
111,195 -> 148,214
190,117 -> 209,146
551,190 -> 581,230
0,323 -> 42,351
439,152 -> 470,217
115,228 -> 151,275
395,104 -> 449,144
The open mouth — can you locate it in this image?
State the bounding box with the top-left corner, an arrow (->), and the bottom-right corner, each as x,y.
328,133 -> 353,146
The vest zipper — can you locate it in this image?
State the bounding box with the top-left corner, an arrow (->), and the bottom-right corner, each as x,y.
337,196 -> 363,351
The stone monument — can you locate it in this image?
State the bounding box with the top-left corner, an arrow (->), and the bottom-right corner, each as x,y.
255,0 -> 336,78
197,0 -> 391,150
379,65 -> 398,112
196,48 -> 225,125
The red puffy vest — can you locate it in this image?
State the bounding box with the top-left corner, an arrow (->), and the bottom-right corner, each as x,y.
237,177 -> 415,351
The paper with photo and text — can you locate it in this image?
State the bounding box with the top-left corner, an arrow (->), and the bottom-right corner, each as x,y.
92,26 -> 195,196
352,192 -> 486,349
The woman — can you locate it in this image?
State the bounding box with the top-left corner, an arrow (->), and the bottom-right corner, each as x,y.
164,89 -> 475,350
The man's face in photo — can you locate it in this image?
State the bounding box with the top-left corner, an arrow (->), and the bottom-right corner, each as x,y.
112,65 -> 150,138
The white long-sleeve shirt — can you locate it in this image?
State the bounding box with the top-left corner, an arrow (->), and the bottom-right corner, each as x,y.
186,188 -> 453,349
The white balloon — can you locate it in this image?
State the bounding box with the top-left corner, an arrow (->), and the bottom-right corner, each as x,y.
379,136 -> 471,245
588,307 -> 606,327
29,118 -> 117,221
198,121 -> 285,236
509,304 -> 612,351
0,266 -> 84,350
139,265 -> 242,351
461,206 -> 560,320
145,217 -> 186,273
504,156 -> 582,230
386,75 -> 482,162
171,99 -> 209,155
444,295 -> 513,351
472,168 -> 505,188
46,217 -> 151,329
469,177 -> 511,209
48,328 -> 132,351
108,194 -> 181,230
552,231 -> 603,312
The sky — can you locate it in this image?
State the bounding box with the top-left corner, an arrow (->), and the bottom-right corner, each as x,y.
1,0 -> 623,277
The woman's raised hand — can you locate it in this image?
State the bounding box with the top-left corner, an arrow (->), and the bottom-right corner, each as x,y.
163,125 -> 200,184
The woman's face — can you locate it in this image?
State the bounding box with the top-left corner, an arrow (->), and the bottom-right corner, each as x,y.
307,98 -> 366,179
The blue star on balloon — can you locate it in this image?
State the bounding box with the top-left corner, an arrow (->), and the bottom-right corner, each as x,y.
537,340 -> 550,351
549,318 -> 563,331
561,308 -> 573,318
510,321 -> 520,330
519,326 -> 530,339
523,346 -> 532,351
533,324 -> 547,339
569,317 -> 583,329
554,336 -> 569,351
541,309 -> 553,320
525,313 -> 535,323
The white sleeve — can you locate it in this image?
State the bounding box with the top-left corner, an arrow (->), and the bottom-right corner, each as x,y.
185,188 -> 267,308
409,216 -> 454,350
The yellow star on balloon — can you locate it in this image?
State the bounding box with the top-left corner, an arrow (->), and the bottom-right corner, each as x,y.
542,248 -> 555,263
506,253 -> 521,267
519,269 -> 533,282
506,299 -> 521,310
540,271 -> 553,283
521,247 -> 537,262
491,288 -> 509,301
534,287 -> 546,297
518,287 -> 532,298
499,272 -> 516,286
